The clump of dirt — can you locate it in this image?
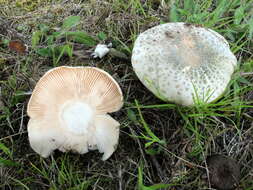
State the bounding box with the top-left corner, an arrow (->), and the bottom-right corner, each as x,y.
207,154 -> 240,190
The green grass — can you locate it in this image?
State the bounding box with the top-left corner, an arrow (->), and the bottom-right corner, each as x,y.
0,0 -> 253,189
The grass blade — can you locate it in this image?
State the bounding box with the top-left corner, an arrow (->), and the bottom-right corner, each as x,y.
65,31 -> 97,46
0,158 -> 19,167
0,142 -> 11,157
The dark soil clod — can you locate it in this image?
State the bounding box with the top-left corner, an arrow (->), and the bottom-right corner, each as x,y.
206,154 -> 240,190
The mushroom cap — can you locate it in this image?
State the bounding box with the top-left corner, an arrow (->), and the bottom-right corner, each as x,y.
206,154 -> 240,190
27,66 -> 123,160
131,22 -> 237,106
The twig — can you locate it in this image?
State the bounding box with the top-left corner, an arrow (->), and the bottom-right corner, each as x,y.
0,131 -> 27,141
150,155 -> 166,180
202,152 -> 211,189
240,72 -> 253,76
159,145 -> 206,169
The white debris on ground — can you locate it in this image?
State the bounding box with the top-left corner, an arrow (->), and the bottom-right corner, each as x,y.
91,43 -> 112,59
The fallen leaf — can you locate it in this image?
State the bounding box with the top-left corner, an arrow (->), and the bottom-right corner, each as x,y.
9,40 -> 27,54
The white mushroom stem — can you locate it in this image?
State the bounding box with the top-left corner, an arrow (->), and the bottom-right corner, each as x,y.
60,102 -> 94,135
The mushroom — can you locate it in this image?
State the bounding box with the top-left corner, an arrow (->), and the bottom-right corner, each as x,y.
131,22 -> 237,106
27,66 -> 123,160
91,43 -> 112,59
206,154 -> 240,190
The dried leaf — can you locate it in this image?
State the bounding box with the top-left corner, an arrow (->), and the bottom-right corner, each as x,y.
8,40 -> 27,54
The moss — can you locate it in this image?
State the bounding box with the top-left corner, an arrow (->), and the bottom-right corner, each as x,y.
0,0 -> 60,11
0,0 -> 8,3
14,0 -> 59,12
0,58 -> 7,68
15,0 -> 41,11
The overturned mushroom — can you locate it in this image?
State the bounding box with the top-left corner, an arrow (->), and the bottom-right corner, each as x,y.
132,22 -> 237,106
27,66 -> 123,160
206,154 -> 240,190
